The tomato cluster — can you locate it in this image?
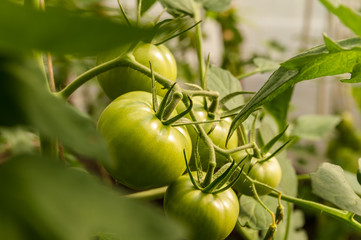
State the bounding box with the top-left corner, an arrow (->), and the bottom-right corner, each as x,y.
97,42 -> 283,240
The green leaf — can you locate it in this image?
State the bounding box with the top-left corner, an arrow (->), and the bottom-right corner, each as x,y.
320,0 -> 361,38
207,66 -> 244,110
197,0 -> 231,12
264,87 -> 294,131
238,195 -> 277,230
352,85 -> 361,111
139,0 -> 157,14
0,54 -> 111,163
0,1 -> 152,56
253,57 -> 280,73
159,0 -> 194,16
344,170 -> 361,195
291,114 -> 341,141
227,36 -> 361,144
310,162 -> 361,215
0,154 -> 185,240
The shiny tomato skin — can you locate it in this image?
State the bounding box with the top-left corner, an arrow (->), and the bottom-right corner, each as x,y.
97,43 -> 177,100
164,174 -> 239,240
97,91 -> 191,190
233,155 -> 282,196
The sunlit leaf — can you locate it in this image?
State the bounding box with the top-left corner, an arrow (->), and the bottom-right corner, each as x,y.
291,114 -> 341,141
227,36 -> 361,144
311,162 -> 361,215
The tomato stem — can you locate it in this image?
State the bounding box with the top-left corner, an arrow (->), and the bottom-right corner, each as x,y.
162,91 -> 183,122
117,0 -> 131,26
192,2 -> 206,89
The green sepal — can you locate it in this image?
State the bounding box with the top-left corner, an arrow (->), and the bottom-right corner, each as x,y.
261,125 -> 289,155
163,96 -> 193,125
183,149 -> 202,190
155,82 -> 176,120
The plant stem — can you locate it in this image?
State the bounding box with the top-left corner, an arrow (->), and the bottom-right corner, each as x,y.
124,186 -> 167,201
192,2 -> 206,89
269,192 -> 361,232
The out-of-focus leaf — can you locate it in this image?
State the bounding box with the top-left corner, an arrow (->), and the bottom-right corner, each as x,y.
320,0 -> 361,38
0,154 -> 185,240
207,66 -> 244,110
291,115 -> 341,141
311,162 -> 361,215
139,0 -> 157,14
227,36 -> 361,144
0,1 -> 152,56
198,0 -> 231,12
352,85 -> 361,111
0,54 -> 110,162
264,87 -> 293,131
159,0 -> 194,16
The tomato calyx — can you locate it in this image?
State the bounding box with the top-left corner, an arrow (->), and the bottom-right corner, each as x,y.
183,150 -> 245,194
152,82 -> 193,126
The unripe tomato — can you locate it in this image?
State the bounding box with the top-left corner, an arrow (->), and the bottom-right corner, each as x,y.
233,155 -> 282,196
97,43 -> 177,100
97,91 -> 192,190
164,174 -> 239,240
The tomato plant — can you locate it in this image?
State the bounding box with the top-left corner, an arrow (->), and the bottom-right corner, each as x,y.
164,173 -> 239,240
97,91 -> 192,190
97,42 -> 177,99
3,0 -> 361,240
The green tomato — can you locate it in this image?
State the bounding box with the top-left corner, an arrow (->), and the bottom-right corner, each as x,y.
178,97 -> 238,169
233,155 -> 282,196
97,43 -> 177,100
164,174 -> 239,240
97,91 -> 192,190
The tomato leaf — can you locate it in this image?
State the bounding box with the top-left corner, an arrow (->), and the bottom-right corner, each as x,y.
264,87 -> 294,132
319,0 -> 361,38
310,162 -> 361,215
197,0 -> 231,12
0,154 -> 185,240
0,54 -> 111,163
159,0 -> 231,16
139,0 -> 157,14
0,1 -> 152,56
352,85 -> 361,111
226,35 -> 361,144
207,66 -> 244,110
291,114 -> 341,141
159,0 -> 194,16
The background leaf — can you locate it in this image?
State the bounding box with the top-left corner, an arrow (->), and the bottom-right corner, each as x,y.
0,154 -> 185,240
311,162 -> 361,215
207,66 -> 245,110
264,87 -> 294,131
291,114 -> 341,141
319,0 -> 361,38
0,1 -> 152,56
197,0 -> 231,12
159,0 -> 194,17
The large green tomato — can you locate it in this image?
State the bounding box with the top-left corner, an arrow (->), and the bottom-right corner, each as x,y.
164,174 -> 239,240
178,97 -> 238,169
233,155 -> 282,196
97,43 -> 177,100
97,91 -> 192,190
